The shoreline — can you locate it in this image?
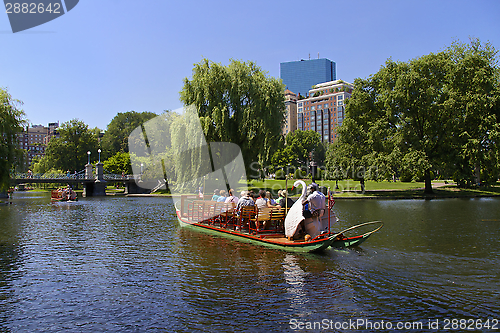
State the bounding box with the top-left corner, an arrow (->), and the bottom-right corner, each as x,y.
10,184 -> 500,200
121,191 -> 500,200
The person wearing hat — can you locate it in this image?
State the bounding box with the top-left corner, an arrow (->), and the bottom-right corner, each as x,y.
277,189 -> 294,210
302,183 -> 326,218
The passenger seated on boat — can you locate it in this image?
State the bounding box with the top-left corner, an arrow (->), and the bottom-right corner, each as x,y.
235,191 -> 255,213
277,190 -> 284,205
302,183 -> 325,218
60,187 -> 68,200
266,191 -> 278,206
225,189 -> 239,204
217,190 -> 227,202
277,190 -> 294,210
255,190 -> 280,210
69,187 -> 77,200
211,189 -> 220,201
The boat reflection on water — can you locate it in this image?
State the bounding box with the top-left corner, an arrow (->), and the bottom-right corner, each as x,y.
282,254 -> 308,307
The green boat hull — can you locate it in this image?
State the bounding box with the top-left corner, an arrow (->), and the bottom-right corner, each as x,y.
176,209 -> 380,253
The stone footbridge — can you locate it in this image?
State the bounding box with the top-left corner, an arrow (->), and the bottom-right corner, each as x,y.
12,162 -> 147,196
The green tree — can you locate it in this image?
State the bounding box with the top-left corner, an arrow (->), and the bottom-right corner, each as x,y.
382,52 -> 451,193
445,39 -> 500,185
43,119 -> 99,173
101,111 -> 157,158
327,52 -> 451,193
103,152 -> 132,175
31,155 -> 52,174
326,75 -> 397,190
272,130 -> 325,174
179,59 -> 285,177
0,88 -> 26,191
327,39 -> 500,193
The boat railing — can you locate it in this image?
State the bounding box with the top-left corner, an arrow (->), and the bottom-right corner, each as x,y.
182,195 -> 288,235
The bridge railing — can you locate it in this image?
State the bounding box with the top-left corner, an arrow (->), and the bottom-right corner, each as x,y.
13,173 -> 88,180
103,174 -> 134,180
13,172 -> 136,181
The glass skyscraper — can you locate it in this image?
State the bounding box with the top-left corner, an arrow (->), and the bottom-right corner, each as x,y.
280,58 -> 336,97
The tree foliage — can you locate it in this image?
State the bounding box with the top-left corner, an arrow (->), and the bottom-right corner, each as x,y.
38,119 -> 99,173
0,88 -> 26,190
271,130 -> 326,172
101,111 -> 157,158
103,152 -> 132,175
327,38 -> 500,192
445,39 -> 500,185
180,59 -> 286,177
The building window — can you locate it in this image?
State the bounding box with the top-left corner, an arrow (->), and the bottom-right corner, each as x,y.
338,95 -> 343,100
338,101 -> 343,106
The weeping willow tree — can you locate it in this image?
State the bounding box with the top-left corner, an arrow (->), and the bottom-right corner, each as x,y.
128,106 -> 248,195
0,88 -> 26,192
169,105 -> 210,189
180,59 -> 286,178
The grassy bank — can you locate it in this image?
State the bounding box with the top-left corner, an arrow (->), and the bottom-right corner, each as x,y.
13,179 -> 499,199
245,179 -> 500,199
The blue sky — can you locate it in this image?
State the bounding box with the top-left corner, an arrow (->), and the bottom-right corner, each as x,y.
1,0 -> 499,130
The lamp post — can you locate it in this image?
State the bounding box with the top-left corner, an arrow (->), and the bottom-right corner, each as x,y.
98,149 -> 101,163
87,151 -> 91,165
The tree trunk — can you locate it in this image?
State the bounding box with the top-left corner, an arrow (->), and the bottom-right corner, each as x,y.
424,169 -> 433,194
359,178 -> 365,193
474,162 -> 481,186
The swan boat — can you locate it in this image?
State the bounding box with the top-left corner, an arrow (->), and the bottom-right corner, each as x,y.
127,109 -> 381,252
175,181 -> 383,253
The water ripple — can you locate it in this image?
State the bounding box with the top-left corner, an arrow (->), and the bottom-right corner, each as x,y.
0,194 -> 498,332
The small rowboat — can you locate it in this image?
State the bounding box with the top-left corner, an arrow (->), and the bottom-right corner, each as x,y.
175,196 -> 382,253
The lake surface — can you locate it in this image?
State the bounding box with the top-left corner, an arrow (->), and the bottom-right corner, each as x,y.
1,192 -> 499,332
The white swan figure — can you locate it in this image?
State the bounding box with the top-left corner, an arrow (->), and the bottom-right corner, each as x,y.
284,180 -> 307,238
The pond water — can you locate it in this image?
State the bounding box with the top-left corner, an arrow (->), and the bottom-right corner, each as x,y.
0,192 -> 499,332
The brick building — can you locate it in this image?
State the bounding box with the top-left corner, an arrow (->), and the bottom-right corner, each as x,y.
297,80 -> 353,143
18,122 -> 59,166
